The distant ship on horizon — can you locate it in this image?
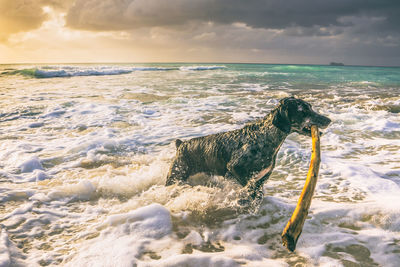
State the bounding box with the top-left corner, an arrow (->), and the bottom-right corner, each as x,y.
329,62 -> 345,66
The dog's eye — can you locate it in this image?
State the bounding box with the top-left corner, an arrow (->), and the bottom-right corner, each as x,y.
301,107 -> 311,116
299,105 -> 308,112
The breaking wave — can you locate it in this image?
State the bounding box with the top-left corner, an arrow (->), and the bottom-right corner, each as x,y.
179,66 -> 226,71
3,65 -> 226,78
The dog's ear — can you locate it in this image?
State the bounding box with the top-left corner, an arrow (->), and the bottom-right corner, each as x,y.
280,96 -> 296,105
272,105 -> 291,134
175,139 -> 183,148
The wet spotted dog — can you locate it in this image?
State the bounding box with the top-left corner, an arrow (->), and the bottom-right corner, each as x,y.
166,97 -> 331,201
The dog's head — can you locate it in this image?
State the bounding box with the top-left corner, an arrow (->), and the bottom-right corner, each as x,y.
272,97 -> 331,136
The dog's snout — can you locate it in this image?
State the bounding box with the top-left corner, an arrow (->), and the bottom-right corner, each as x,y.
324,116 -> 331,125
310,112 -> 331,129
317,114 -> 331,128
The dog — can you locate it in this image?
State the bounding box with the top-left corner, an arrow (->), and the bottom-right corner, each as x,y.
166,97 -> 331,201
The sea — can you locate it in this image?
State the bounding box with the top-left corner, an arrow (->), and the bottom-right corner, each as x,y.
0,63 -> 399,266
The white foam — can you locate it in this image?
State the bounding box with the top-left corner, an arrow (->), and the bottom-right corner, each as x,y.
65,204 -> 172,266
47,180 -> 96,201
131,67 -> 177,71
0,229 -> 11,267
30,169 -> 49,182
147,254 -> 239,267
179,65 -> 226,71
2,203 -> 33,221
99,203 -> 171,235
19,157 -> 43,173
35,67 -> 133,78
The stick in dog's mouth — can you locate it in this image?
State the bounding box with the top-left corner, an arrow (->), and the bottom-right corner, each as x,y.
281,125 -> 321,252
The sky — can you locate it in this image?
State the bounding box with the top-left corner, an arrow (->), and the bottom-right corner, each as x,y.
0,0 -> 399,66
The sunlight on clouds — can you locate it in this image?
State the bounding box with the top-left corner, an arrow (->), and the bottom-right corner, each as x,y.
42,5 -> 51,13
232,23 -> 252,30
193,32 -> 216,41
1,6 -> 138,63
9,7 -> 102,43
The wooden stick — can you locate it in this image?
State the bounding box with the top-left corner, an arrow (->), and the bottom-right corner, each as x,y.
281,125 -> 321,252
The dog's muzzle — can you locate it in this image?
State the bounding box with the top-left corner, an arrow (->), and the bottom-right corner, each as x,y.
301,112 -> 331,136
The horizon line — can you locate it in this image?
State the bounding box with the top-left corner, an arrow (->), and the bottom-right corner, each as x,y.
0,61 -> 399,68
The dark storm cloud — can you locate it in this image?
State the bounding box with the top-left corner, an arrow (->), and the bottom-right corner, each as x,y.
65,0 -> 400,34
62,0 -> 400,66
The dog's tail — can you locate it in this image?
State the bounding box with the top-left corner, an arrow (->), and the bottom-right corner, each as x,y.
175,139 -> 183,148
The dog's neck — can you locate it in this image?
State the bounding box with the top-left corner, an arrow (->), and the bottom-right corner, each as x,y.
261,111 -> 290,148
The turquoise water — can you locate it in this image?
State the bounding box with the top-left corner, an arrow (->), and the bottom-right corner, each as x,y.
0,63 -> 400,266
3,63 -> 400,85
227,63 -> 400,86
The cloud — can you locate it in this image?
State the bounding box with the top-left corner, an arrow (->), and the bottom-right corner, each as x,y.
61,0 -> 400,64
0,0 -> 75,41
65,0 -> 400,34
1,0 -> 399,65
0,0 -> 47,40
63,0 -> 400,66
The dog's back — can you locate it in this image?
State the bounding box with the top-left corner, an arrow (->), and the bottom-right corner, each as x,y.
166,111 -> 284,186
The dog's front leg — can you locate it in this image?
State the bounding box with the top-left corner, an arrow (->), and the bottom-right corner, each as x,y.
245,165 -> 274,198
235,169 -> 272,206
235,161 -> 275,206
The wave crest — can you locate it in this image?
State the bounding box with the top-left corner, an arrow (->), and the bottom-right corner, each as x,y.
179,66 -> 226,71
3,65 -> 226,78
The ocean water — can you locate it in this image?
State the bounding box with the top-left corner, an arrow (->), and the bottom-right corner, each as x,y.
0,63 -> 399,266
